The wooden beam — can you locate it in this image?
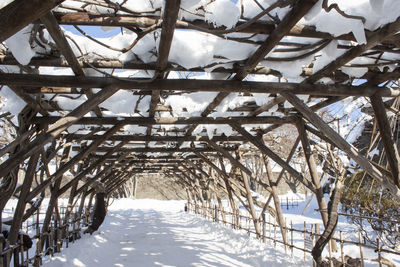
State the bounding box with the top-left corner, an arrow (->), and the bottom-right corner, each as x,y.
234,0 -> 318,79
1,74 -> 397,97
65,134 -> 246,142
370,94 -> 400,186
7,153 -> 40,245
0,56 -> 281,77
305,17 -> 400,84
57,141 -> 127,197
230,122 -> 315,192
25,124 -> 122,201
0,85 -> 119,180
0,0 -> 63,42
281,91 -> 400,200
33,115 -> 295,125
40,12 -> 103,117
82,147 -> 236,153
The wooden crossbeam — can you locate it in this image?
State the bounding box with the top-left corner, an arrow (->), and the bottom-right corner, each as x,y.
305,17 -> 400,84
40,12 -> 103,117
52,12 -> 366,43
65,134 -> 246,142
33,115 -> 295,125
1,74 -> 397,97
0,0 -> 64,42
80,147 -> 236,153
0,56 -> 281,77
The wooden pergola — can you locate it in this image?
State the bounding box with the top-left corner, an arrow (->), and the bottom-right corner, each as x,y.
1,0 -> 400,265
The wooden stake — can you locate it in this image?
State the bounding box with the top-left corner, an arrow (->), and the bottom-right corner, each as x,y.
359,232 -> 364,267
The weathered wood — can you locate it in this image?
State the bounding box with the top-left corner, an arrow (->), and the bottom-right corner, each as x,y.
235,0 -> 318,79
40,12 -> 103,117
370,94 -> 400,186
305,17 -> 400,84
79,147 -> 237,153
33,115 -> 296,125
1,74 -> 398,97
281,91 -> 400,201
0,0 -> 63,43
26,124 -> 122,202
297,118 -> 337,251
0,56 -> 280,77
264,156 -> 287,246
230,122 -> 315,192
7,153 -> 40,245
65,134 -> 246,142
7,86 -> 50,115
0,85 -> 119,180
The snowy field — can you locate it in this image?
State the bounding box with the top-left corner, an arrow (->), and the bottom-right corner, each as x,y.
41,199 -> 309,267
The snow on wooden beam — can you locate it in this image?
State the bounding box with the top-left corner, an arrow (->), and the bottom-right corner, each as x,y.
80,147 -> 237,153
33,115 -> 296,125
66,134 -> 246,142
1,73 -> 397,97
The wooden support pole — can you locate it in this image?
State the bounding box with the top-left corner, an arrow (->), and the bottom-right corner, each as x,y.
264,156 -> 288,246
230,122 -> 315,192
40,146 -> 71,251
297,118 -> 337,252
281,91 -> 400,201
7,153 -> 40,245
370,93 -> 400,186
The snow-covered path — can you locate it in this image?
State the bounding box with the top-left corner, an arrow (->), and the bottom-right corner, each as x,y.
42,199 -> 309,267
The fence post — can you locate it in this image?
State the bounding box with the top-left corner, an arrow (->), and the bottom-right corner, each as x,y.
377,238 -> 382,267
290,221 -> 293,256
340,231 -> 344,265
269,215 -> 271,243
274,219 -> 277,248
358,232 -> 364,267
303,221 -> 306,261
262,213 -> 266,243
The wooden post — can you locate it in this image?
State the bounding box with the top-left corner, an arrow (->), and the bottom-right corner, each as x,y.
377,238 -> 382,267
19,233 -> 25,265
262,213 -> 266,243
264,157 -> 288,246
340,231 -> 344,265
328,240 -> 332,267
358,232 -> 364,267
291,221 -> 294,256
304,221 -> 306,261
274,219 -> 277,248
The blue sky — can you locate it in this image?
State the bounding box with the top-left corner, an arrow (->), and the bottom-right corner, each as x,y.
62,25 -> 120,38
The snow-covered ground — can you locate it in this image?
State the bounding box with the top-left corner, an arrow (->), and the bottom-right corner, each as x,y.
41,199 -> 309,267
4,195 -> 400,266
